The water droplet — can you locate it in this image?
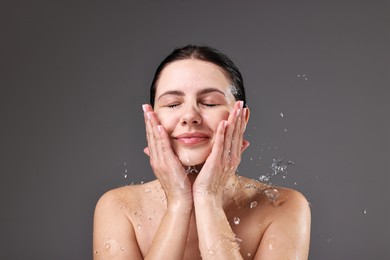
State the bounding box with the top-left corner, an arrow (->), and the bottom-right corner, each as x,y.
284,128 -> 288,132
123,162 -> 127,166
144,188 -> 152,193
297,74 -> 301,77
250,201 -> 258,208
250,157 -> 253,161
271,158 -> 287,175
137,224 -> 142,229
294,181 -> 298,186
264,188 -> 279,202
233,217 -> 240,225
247,252 -> 251,257
259,175 -> 270,182
280,112 -> 284,117
105,243 -> 110,250
362,208 -> 367,214
124,169 -> 128,173
208,249 -> 215,255
121,246 -> 125,251
186,166 -> 199,174
123,174 -> 127,178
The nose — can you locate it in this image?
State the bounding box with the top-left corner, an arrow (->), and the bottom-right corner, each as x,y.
180,105 -> 202,126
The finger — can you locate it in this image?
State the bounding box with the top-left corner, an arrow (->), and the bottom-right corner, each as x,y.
147,111 -> 164,163
222,101 -> 243,159
156,123 -> 183,167
232,107 -> 247,157
208,120 -> 228,162
143,104 -> 159,161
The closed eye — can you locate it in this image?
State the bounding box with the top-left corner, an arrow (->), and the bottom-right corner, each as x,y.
202,103 -> 218,108
166,103 -> 180,108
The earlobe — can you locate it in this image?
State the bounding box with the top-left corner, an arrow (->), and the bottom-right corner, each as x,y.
143,147 -> 150,157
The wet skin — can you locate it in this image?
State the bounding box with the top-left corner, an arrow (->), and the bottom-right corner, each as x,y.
93,59 -> 311,260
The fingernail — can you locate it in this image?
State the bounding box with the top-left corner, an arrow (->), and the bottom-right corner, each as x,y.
239,101 -> 244,108
142,104 -> 147,112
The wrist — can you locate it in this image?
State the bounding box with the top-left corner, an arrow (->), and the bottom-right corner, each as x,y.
193,192 -> 223,208
167,196 -> 193,213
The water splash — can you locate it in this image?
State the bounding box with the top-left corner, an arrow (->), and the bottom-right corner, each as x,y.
186,166 -> 199,174
233,217 -> 240,225
258,157 -> 295,183
264,188 -> 279,202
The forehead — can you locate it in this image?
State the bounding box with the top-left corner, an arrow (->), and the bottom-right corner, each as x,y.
155,59 -> 231,95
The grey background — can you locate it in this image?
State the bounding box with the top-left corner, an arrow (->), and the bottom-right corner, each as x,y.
1,0 -> 389,259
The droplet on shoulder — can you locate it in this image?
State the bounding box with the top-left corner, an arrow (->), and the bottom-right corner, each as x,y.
264,188 -> 279,202
250,201 -> 258,208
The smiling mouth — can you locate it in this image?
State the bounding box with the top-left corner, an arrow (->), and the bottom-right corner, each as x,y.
175,137 -> 209,145
174,133 -> 210,145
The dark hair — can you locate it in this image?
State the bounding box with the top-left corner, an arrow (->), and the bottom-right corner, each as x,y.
150,45 -> 246,108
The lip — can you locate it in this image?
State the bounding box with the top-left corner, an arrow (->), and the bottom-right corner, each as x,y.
173,132 -> 210,145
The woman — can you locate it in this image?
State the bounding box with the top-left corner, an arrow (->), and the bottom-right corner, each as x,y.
93,45 -> 311,259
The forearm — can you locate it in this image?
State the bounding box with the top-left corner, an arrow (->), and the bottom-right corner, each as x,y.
144,200 -> 192,260
194,195 -> 243,260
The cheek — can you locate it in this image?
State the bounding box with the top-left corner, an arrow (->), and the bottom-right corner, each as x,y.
155,112 -> 178,131
203,110 -> 230,128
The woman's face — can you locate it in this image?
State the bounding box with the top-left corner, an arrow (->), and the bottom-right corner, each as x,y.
154,59 -> 237,166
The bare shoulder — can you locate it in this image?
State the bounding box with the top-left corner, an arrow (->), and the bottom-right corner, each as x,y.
237,176 -> 310,215
94,180 -> 162,217
93,180 -> 162,259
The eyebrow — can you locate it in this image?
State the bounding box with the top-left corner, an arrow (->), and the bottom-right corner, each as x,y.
157,88 -> 226,101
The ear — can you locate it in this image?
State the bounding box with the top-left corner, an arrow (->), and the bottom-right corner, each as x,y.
244,107 -> 250,123
241,139 -> 250,153
143,147 -> 150,157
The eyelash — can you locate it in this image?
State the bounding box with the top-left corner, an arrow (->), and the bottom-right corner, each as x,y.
165,103 -> 218,108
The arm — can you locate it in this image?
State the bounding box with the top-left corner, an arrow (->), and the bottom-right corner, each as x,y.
254,190 -> 311,260
142,104 -> 193,259
193,101 -> 248,259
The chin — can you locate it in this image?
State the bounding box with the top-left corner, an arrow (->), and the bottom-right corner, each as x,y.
176,148 -> 210,167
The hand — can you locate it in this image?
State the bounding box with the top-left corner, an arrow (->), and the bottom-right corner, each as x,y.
143,104 -> 193,204
193,101 -> 249,202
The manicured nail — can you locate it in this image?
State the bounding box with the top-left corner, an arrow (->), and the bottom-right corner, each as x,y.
142,104 -> 147,112
239,101 -> 244,108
